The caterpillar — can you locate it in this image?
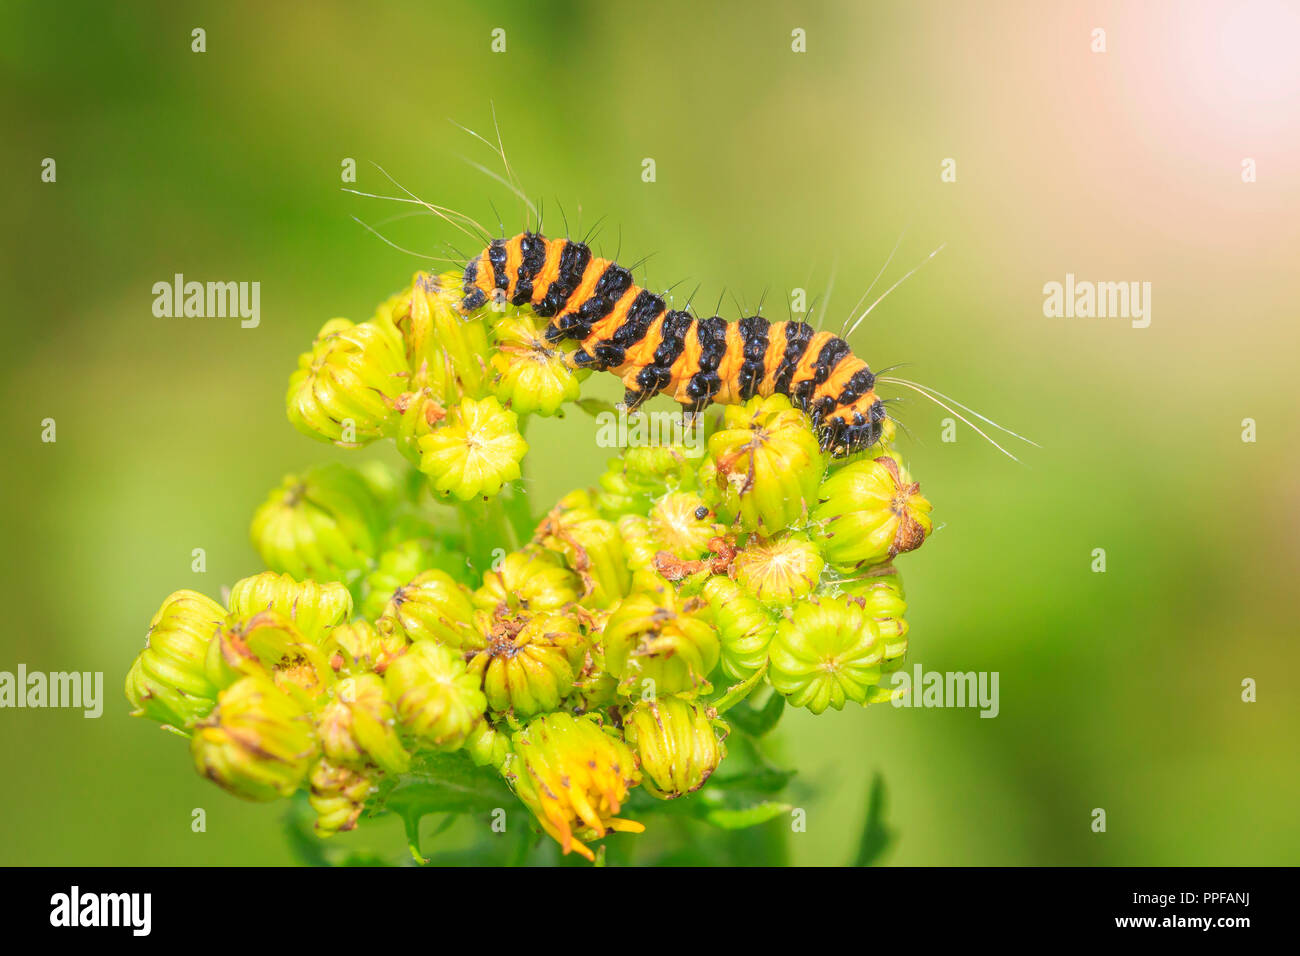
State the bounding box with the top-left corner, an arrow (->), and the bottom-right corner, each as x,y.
457,232 -> 886,458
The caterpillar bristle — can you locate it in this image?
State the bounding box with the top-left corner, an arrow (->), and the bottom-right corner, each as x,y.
345,144 -> 1020,464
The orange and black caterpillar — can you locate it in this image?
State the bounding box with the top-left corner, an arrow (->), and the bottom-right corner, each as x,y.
458,232 -> 887,457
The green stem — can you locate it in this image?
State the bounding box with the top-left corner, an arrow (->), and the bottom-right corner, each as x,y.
501,413 -> 536,544
501,485 -> 535,545
457,497 -> 512,574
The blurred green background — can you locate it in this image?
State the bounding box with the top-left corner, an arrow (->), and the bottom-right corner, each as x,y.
2,0 -> 1297,865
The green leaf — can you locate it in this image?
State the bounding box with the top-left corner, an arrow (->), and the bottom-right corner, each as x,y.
726,689 -> 785,737
703,800 -> 792,830
851,772 -> 895,866
374,752 -> 514,864
708,765 -> 796,794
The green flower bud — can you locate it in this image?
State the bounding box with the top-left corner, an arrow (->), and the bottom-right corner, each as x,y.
308,758 -> 377,836
592,462 -> 647,520
604,588 -> 720,697
840,569 -> 909,674
623,696 -> 727,799
286,317 -> 409,447
384,640 -> 485,750
811,456 -> 933,569
622,443 -> 701,491
649,492 -> 721,560
591,444 -> 698,519
377,568 -> 477,649
190,676 -> 317,801
572,634 -> 620,712
464,717 -> 513,770
418,396 -> 527,501
125,589 -> 224,729
390,272 -> 490,399
227,572 -> 352,645
315,674 -> 410,774
699,394 -> 826,533
473,549 -> 579,615
249,463 -> 386,584
394,387 -> 449,467
615,515 -> 660,574
205,611 -> 336,708
466,610 -> 585,717
503,713 -> 643,862
490,312 -> 583,415
361,538 -> 465,621
768,598 -> 887,714
321,619 -> 409,678
699,576 -> 777,682
536,505 -> 631,609
732,533 -> 825,605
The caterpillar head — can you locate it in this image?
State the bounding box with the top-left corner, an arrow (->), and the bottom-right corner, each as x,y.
817,393 -> 888,458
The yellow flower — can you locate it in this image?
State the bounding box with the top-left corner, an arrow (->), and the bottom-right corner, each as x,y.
732,533 -> 825,605
504,713 -> 643,861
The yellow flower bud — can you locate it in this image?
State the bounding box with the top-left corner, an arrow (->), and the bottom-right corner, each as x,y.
536,505 -> 630,609
699,576 -> 777,682
699,394 -> 826,533
604,588 -> 720,697
308,758 -> 377,836
623,696 -> 726,799
768,598 -> 888,714
227,572 -> 352,645
320,619 -> 409,678
377,568 -> 477,649
125,589 -> 223,729
249,463 -> 386,584
190,676 -> 317,802
840,568 -> 909,675
649,491 -> 721,560
418,396 -> 528,501
315,674 -> 410,774
205,611 -> 336,708
811,456 -> 933,569
473,549 -> 580,615
286,318 -> 409,447
384,641 -> 485,751
465,610 -> 585,717
490,312 -> 583,415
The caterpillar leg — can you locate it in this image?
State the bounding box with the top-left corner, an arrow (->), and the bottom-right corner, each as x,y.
680,408 -> 704,431
620,387 -> 650,412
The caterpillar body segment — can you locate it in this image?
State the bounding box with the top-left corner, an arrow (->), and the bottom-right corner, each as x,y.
460,232 -> 887,457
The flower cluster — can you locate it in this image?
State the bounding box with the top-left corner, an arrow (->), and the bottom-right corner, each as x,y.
125,272 -> 935,863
